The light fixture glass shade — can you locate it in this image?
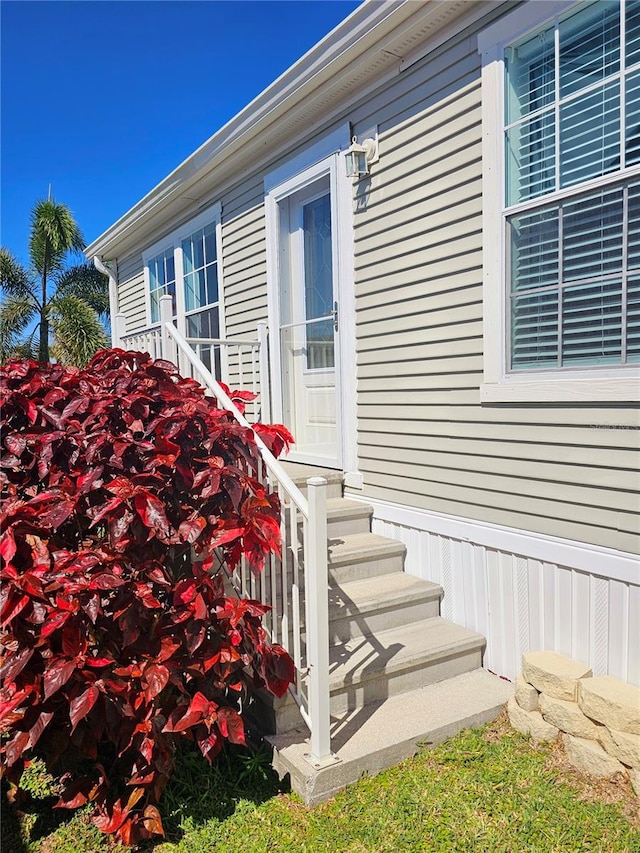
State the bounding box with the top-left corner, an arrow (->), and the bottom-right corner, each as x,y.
345,138 -> 369,178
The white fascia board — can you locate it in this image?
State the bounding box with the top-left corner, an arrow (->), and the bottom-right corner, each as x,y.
85,0 -> 418,259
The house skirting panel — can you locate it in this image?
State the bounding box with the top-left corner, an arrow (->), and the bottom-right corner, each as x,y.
362,497 -> 639,687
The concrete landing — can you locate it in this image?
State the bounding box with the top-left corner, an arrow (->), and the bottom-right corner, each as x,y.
269,669 -> 513,805
280,462 -> 344,497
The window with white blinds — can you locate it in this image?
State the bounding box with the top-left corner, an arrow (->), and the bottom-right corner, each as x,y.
505,0 -> 640,371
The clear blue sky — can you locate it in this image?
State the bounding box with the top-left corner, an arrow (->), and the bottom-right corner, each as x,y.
1,0 -> 361,265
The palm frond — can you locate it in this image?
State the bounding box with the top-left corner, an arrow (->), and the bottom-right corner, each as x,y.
54,263 -> 110,318
29,198 -> 85,277
48,294 -> 108,367
9,340 -> 39,361
0,295 -> 38,363
0,249 -> 35,300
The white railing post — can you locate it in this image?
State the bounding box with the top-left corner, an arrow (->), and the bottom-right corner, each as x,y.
160,295 -> 173,361
114,313 -> 127,348
305,477 -> 338,767
257,321 -> 271,423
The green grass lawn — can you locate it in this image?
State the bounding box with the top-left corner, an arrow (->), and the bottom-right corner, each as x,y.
3,715 -> 638,853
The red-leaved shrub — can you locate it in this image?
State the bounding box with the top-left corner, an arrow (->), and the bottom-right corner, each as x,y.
0,350 -> 295,845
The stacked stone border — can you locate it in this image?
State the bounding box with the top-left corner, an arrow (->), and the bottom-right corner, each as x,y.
507,651 -> 639,797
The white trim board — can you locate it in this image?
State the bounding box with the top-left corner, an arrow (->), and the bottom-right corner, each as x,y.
264,125 -> 350,193
142,204 -> 222,264
359,495 -> 640,586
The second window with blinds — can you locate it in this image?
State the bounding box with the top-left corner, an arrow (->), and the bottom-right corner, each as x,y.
506,0 -> 640,372
479,0 -> 640,401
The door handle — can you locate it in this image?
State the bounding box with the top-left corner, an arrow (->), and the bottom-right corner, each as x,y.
333,301 -> 339,332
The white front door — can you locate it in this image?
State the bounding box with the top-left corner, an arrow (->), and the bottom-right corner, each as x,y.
278,174 -> 341,467
267,143 -> 359,480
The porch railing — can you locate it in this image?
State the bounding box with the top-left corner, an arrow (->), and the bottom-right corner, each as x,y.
176,334 -> 267,425
118,323 -> 163,360
115,297 -> 334,765
117,318 -> 270,424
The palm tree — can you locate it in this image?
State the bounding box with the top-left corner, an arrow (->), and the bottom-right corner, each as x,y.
0,198 -> 109,366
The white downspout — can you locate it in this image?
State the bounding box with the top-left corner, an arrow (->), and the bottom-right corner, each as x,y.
93,255 -> 120,346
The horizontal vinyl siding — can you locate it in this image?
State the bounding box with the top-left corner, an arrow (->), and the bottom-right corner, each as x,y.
116,252 -> 146,334
220,178 -> 268,403
222,179 -> 267,339
351,30 -> 640,555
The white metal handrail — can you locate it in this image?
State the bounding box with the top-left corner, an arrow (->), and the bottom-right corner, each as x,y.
184,335 -> 263,421
167,324 -> 306,507
163,319 -> 333,765
184,336 -> 262,346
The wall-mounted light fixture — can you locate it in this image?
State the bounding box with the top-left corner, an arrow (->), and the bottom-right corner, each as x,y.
345,135 -> 377,178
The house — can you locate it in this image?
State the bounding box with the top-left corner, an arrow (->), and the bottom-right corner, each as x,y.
86,0 -> 640,799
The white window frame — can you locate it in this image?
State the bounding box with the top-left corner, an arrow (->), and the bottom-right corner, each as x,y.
142,203 -> 225,360
478,0 -> 640,403
145,245 -> 177,325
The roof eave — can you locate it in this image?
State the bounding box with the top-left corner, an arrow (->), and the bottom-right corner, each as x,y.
86,0 -> 421,258
86,0 -> 479,259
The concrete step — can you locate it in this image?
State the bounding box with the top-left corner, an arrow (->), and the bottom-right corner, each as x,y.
327,617 -> 485,716
269,668 -> 514,805
265,571 -> 441,643
291,498 -> 372,541
329,573 -> 442,642
328,533 -> 406,583
259,617 -> 486,733
280,462 -> 343,499
326,498 -> 373,538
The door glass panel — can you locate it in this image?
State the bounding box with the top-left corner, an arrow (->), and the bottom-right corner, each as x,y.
303,193 -> 335,369
307,319 -> 334,369
278,178 -> 338,465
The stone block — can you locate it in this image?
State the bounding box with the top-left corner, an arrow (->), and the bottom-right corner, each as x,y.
597,725 -> 620,761
515,675 -> 539,711
562,733 -> 626,778
539,693 -> 600,740
521,651 -> 592,701
578,677 -> 640,735
508,696 -> 559,743
597,726 -> 640,769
